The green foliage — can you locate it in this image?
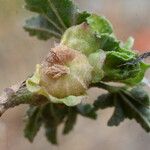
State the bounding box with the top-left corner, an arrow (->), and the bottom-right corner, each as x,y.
24,0 -> 90,40
24,103 -> 66,144
24,16 -> 62,40
97,34 -> 150,85
87,14 -> 113,36
77,104 -> 97,119
93,93 -> 114,110
41,103 -> 66,144
76,11 -> 90,25
63,107 -> 77,134
99,34 -> 120,51
120,90 -> 150,132
123,62 -> 150,85
93,84 -> 150,132
130,86 -> 150,106
107,98 -> 125,126
24,106 -> 42,142
103,50 -> 137,80
24,102 -> 97,144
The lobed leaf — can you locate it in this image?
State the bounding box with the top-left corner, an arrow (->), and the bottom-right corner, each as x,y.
107,97 -> 126,126
93,83 -> 150,132
93,93 -> 114,110
24,16 -> 62,40
24,106 -> 42,142
42,103 -> 59,144
77,103 -> 97,119
130,87 -> 150,106
44,123 -> 58,144
63,107 -> 77,134
120,91 -> 150,132
24,0 -> 90,40
25,0 -> 77,29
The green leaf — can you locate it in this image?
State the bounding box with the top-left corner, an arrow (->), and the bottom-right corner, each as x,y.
87,14 -> 113,36
24,0 -> 78,40
92,83 -> 150,132
42,103 -> 58,144
24,0 -> 90,40
25,0 -> 77,28
107,97 -> 125,126
41,103 -> 68,144
99,34 -> 120,51
119,88 -> 150,132
102,48 -> 149,85
77,104 -> 97,119
130,87 -> 150,106
124,62 -> 150,85
63,108 -> 77,134
120,92 -> 150,132
76,11 -> 90,25
24,16 -> 62,40
103,50 -> 139,82
24,106 -> 42,142
44,123 -> 58,144
93,93 -> 114,110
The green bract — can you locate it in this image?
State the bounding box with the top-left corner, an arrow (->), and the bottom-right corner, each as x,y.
88,50 -> 106,83
26,45 -> 93,106
87,14 -> 113,36
124,62 -> 150,85
102,49 -> 150,85
103,50 -> 137,80
99,34 -> 120,51
61,23 -> 100,55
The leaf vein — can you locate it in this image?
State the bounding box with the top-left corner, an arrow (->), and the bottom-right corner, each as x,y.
25,26 -> 61,38
48,0 -> 67,30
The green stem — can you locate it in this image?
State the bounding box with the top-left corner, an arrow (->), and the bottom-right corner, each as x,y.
90,82 -> 126,93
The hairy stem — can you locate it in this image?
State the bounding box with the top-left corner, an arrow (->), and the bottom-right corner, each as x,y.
0,83 -> 48,116
90,82 -> 126,93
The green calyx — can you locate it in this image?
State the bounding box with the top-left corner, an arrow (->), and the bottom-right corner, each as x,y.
88,50 -> 106,83
61,14 -> 114,56
61,22 -> 101,55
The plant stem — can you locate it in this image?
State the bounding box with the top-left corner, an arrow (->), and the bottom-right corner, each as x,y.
90,82 -> 126,93
0,83 -> 48,116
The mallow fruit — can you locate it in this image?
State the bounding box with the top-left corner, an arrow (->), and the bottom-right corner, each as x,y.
26,44 -> 93,106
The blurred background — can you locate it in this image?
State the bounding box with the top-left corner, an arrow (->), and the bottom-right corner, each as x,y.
0,0 -> 150,149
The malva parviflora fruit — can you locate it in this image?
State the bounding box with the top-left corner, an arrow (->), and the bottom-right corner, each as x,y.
26,44 -> 93,106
